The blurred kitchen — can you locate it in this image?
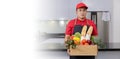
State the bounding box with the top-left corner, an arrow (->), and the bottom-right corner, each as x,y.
36,0 -> 120,59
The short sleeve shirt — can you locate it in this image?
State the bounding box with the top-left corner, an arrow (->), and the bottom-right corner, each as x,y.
65,18 -> 98,36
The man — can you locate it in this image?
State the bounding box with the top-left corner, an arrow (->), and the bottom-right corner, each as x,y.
65,2 -> 98,59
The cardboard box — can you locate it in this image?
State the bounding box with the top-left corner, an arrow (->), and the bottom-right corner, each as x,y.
68,45 -> 98,56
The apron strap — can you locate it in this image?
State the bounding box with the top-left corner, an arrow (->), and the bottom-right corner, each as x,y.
87,19 -> 90,26
74,18 -> 77,26
73,18 -> 90,35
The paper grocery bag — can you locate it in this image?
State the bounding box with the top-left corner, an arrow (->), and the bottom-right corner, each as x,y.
68,45 -> 98,56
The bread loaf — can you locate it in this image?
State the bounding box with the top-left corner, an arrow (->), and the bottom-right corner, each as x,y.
87,26 -> 93,35
81,25 -> 87,36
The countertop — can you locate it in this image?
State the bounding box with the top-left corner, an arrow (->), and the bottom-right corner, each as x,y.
37,38 -> 120,51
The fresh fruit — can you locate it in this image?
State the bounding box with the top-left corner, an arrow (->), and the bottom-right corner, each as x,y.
74,40 -> 80,45
80,39 -> 93,45
73,37 -> 80,45
73,37 -> 80,41
80,42 -> 83,45
84,43 -> 89,45
70,35 -> 74,40
81,39 -> 87,44
74,32 -> 81,38
87,40 -> 92,45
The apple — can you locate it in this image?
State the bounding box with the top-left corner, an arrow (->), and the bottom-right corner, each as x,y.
87,40 -> 92,45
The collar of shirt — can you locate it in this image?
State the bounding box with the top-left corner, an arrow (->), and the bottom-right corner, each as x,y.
76,18 -> 87,22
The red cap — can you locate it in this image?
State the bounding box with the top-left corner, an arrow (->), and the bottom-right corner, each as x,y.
76,2 -> 88,9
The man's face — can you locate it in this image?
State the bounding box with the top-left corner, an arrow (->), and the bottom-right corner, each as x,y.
76,8 -> 87,19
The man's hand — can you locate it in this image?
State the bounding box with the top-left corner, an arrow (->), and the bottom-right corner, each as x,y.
64,35 -> 70,42
65,35 -> 71,54
64,35 -> 70,46
67,49 -> 70,54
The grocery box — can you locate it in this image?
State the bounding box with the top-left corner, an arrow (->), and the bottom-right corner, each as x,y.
68,45 -> 98,56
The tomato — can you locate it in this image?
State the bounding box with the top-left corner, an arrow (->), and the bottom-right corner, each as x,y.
84,43 -> 89,45
80,42 -> 84,45
81,39 -> 87,44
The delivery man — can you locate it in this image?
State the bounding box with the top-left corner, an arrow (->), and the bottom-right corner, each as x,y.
65,2 -> 98,59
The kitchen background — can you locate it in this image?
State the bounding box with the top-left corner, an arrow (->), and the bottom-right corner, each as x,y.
38,12 -> 109,42
36,0 -> 120,59
37,0 -> 113,47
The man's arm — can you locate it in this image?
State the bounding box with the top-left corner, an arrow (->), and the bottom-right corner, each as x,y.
64,35 -> 71,53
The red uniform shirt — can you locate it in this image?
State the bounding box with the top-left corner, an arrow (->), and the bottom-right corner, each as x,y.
65,18 -> 98,36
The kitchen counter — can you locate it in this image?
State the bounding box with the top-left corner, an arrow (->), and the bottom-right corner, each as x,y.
36,38 -> 120,59
37,38 -> 120,51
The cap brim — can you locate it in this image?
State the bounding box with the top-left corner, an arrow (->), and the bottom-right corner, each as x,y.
76,6 -> 88,9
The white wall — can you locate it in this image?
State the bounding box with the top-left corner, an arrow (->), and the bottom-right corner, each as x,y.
112,0 -> 120,43
82,0 -> 112,11
69,0 -> 82,19
38,0 -> 70,20
38,0 -> 113,20
69,0 -> 113,19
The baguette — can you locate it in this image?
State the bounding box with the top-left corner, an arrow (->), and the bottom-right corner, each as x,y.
87,26 -> 93,35
81,25 -> 87,36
